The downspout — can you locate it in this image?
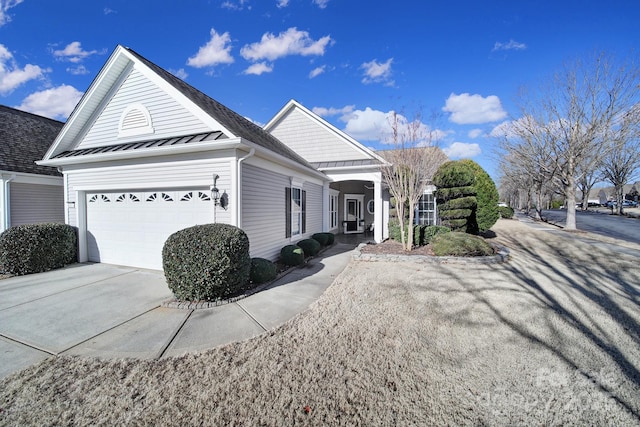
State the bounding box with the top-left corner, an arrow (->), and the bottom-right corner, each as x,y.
3,174 -> 16,230
236,148 -> 255,228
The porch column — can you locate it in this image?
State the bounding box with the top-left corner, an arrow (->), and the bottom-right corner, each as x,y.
374,175 -> 383,243
322,182 -> 330,232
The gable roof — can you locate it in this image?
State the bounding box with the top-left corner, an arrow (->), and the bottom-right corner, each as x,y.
0,105 -> 63,177
264,99 -> 389,169
42,45 -> 315,172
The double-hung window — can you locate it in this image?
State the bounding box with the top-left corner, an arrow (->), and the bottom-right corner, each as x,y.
285,186 -> 306,238
416,192 -> 436,225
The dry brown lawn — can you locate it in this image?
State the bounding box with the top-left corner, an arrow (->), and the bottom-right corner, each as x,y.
1,219 -> 640,426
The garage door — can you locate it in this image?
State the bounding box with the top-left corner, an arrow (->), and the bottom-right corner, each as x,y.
86,189 -> 215,270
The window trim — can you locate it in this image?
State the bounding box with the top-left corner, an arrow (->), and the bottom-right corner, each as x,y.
285,186 -> 306,239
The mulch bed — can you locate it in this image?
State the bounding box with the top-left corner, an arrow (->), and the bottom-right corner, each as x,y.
358,240 -> 436,256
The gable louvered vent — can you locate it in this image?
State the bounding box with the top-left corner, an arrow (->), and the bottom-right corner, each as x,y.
118,103 -> 154,138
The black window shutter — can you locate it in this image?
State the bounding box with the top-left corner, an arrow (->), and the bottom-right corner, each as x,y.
302,190 -> 307,234
285,187 -> 291,238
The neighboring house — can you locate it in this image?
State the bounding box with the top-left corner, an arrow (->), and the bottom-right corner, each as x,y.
39,45 -> 330,270
265,100 -> 390,243
0,105 -> 65,232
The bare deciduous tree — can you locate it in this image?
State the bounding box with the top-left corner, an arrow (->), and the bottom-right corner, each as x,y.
380,111 -> 447,250
499,51 -> 640,230
599,105 -> 640,215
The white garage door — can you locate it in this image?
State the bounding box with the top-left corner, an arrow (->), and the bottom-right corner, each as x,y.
86,189 -> 215,270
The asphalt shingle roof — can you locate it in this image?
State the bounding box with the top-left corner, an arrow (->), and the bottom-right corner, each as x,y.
0,105 -> 63,176
125,47 -> 316,170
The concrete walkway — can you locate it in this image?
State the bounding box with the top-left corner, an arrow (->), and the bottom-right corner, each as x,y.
0,242 -> 355,380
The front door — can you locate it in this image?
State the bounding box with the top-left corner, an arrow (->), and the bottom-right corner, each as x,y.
344,194 -> 364,234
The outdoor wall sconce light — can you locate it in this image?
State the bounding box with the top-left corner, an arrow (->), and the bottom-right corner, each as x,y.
211,174 -> 221,206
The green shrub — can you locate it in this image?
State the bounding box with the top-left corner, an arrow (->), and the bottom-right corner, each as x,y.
162,224 -> 251,301
431,232 -> 494,257
433,161 -> 477,233
389,218 -> 409,242
324,232 -> 335,245
460,160 -> 499,233
423,225 -> 451,244
413,224 -> 424,247
250,258 -> 277,284
281,245 -> 305,266
0,223 -> 77,275
498,206 -> 515,219
311,233 -> 329,247
297,238 -> 321,257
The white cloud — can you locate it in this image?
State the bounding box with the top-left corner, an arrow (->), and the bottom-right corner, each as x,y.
360,58 -> 394,86
103,7 -> 116,14
276,0 -> 289,7
53,41 -> 100,63
340,107 -> 444,145
243,62 -> 273,75
170,68 -> 188,79
0,0 -> 23,26
240,27 -> 333,62
312,104 -> 355,120
492,39 -> 527,52
221,0 -> 251,10
187,29 -> 234,68
313,0 -> 330,8
66,65 -> 89,75
468,128 -> 483,139
443,93 -> 507,124
16,84 -> 83,120
0,44 -> 47,94
309,65 -> 325,78
443,142 -> 481,158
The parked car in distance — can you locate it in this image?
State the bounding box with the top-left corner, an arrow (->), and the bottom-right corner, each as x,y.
623,200 -> 638,207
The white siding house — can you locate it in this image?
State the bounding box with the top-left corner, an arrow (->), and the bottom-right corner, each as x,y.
0,106 -> 65,232
39,45 -> 329,270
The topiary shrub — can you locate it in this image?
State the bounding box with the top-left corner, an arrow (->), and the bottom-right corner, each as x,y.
431,232 -> 494,257
281,245 -> 305,266
460,160 -> 500,233
162,224 -> 251,301
250,257 -> 277,284
433,161 -> 478,234
0,223 -> 77,275
498,206 -> 515,219
297,238 -> 321,257
311,233 -> 329,247
423,225 -> 451,244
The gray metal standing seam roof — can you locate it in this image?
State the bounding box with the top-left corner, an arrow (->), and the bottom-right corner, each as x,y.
0,105 -> 63,176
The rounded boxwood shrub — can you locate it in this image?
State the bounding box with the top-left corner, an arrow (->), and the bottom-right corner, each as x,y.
498,206 -> 515,219
297,238 -> 321,257
431,232 -> 494,257
0,223 -> 77,275
312,232 -> 329,247
250,257 -> 277,284
162,223 -> 251,301
423,225 -> 451,244
281,245 -> 305,266
323,232 -> 335,245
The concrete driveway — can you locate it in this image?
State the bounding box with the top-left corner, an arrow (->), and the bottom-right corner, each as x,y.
0,243 -> 355,380
0,263 -> 172,379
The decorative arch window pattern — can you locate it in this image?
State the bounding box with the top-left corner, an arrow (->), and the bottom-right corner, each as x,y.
181,192 -> 193,201
118,103 -> 154,138
116,193 -> 141,202
198,192 -> 211,201
89,194 -> 111,203
116,194 -> 126,202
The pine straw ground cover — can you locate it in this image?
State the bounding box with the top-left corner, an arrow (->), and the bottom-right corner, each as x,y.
2,220 -> 640,425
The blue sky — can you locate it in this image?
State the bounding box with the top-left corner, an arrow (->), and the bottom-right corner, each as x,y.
1,0 -> 638,179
